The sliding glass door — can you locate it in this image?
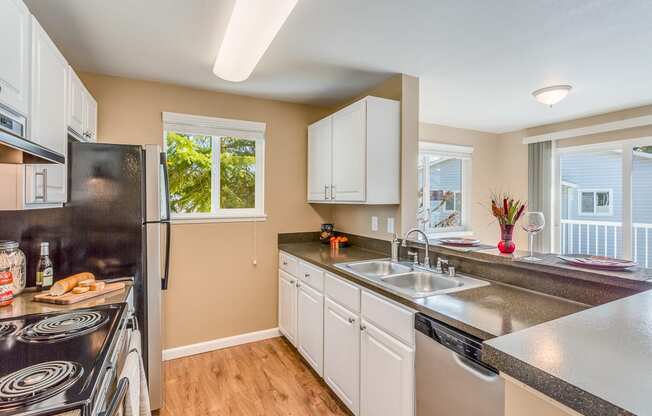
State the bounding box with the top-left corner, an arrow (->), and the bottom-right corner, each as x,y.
555,138 -> 652,265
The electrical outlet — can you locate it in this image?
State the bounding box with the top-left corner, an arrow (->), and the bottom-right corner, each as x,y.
371,216 -> 379,232
387,217 -> 395,233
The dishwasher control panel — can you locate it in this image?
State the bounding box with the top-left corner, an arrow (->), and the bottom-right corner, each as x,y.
415,313 -> 483,363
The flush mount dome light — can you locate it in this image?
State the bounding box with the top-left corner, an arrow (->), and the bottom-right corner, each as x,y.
532,85 -> 572,106
213,0 -> 298,82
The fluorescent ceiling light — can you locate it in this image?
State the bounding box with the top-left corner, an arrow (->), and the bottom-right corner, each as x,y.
213,0 -> 298,82
532,85 -> 573,106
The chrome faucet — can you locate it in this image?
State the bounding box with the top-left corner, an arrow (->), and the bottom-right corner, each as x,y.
402,228 -> 430,268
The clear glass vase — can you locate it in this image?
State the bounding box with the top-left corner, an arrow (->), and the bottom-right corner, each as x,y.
0,241 -> 26,295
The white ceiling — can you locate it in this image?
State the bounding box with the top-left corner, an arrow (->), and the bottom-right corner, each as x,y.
25,0 -> 652,133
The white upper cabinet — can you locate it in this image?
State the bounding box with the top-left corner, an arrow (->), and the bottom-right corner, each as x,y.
307,117 -> 332,201
82,88 -> 97,142
332,100 -> 366,202
30,16 -> 67,155
68,66 -> 97,142
307,96 -> 400,204
0,0 -> 31,116
67,67 -> 84,136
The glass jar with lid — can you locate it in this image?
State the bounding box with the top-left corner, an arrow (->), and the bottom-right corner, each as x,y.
0,241 -> 26,295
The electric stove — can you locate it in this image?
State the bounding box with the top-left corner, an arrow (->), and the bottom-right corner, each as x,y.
0,303 -> 127,416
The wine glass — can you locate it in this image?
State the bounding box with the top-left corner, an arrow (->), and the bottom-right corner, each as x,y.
521,212 -> 545,261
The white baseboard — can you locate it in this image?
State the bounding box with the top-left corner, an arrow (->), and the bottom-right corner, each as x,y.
163,327 -> 281,361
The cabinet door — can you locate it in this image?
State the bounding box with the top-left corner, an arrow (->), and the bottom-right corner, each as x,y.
30,16 -> 68,155
324,298 -> 360,415
360,320 -> 415,416
67,67 -> 84,136
0,0 -> 30,115
278,270 -> 298,346
331,100 -> 366,202
83,88 -> 97,142
307,117 -> 332,201
297,283 -> 324,375
24,164 -> 67,205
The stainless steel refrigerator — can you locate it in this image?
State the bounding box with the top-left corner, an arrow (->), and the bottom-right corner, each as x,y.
66,141 -> 169,410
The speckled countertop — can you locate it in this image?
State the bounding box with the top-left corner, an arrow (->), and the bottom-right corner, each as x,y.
278,242 -> 586,340
484,290 -> 652,416
0,281 -> 133,320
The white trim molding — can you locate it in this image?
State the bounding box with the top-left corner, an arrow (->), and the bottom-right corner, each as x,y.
524,114 -> 652,144
163,328 -> 281,361
162,112 -> 266,139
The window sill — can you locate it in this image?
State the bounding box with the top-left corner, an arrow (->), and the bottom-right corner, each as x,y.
171,214 -> 267,224
426,230 -> 474,239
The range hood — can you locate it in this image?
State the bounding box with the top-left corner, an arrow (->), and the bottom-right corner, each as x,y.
0,129 -> 65,164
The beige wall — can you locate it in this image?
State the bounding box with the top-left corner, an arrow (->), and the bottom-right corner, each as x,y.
330,74 -> 420,240
419,123 -> 504,244
79,73 -> 331,349
0,165 -> 21,210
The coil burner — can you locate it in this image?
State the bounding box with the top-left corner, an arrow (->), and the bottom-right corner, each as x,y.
0,323 -> 17,338
0,361 -> 83,408
19,311 -> 108,343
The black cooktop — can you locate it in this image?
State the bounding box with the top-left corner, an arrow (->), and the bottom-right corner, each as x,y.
0,304 -> 126,416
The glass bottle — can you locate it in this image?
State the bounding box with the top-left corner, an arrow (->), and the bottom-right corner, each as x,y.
36,242 -> 53,291
0,241 -> 26,295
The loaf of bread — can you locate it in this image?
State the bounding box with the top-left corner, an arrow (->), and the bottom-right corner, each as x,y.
72,286 -> 90,294
89,281 -> 106,291
49,272 -> 95,296
78,279 -> 96,288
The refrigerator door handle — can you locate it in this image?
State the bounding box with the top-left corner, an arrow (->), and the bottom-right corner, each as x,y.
160,152 -> 171,221
162,220 -> 171,290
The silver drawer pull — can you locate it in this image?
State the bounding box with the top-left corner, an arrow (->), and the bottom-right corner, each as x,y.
304,273 -> 310,278
360,324 -> 366,331
348,317 -> 356,324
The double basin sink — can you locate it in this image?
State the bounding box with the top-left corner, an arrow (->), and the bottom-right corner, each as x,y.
335,259 -> 489,299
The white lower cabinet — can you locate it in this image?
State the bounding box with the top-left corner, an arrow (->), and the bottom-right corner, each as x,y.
360,319 -> 415,416
297,283 -> 324,376
278,270 -> 298,346
324,298 -> 360,414
277,251 -> 415,416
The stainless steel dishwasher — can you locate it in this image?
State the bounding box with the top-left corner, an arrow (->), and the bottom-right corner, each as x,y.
415,313 -> 504,416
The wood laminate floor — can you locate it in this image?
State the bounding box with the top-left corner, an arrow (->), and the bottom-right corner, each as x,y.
159,337 -> 350,416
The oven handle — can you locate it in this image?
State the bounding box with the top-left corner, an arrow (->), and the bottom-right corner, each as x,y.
99,377 -> 129,416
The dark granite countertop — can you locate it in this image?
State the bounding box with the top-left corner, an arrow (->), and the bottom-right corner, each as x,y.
278,242 -> 587,340
484,290 -> 652,416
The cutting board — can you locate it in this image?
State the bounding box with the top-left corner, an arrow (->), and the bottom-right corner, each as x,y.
33,282 -> 126,305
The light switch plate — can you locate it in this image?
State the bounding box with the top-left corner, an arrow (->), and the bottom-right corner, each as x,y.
371,216 -> 379,232
387,217 -> 395,233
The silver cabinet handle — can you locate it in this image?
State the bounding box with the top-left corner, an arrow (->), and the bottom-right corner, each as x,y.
360,324 -> 366,331
34,168 -> 48,202
290,280 -> 295,285
282,261 -> 288,266
348,317 -> 356,324
331,185 -> 336,200
296,282 -> 301,288
324,184 -> 329,200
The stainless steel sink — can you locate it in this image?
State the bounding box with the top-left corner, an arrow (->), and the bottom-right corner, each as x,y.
381,272 -> 462,296
340,260 -> 412,278
334,259 -> 490,299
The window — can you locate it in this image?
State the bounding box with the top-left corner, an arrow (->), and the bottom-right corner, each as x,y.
556,138 -> 652,265
417,142 -> 473,236
578,189 -> 612,216
162,112 -> 265,221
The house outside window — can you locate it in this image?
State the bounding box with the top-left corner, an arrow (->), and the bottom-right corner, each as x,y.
578,189 -> 613,216
162,112 -> 266,222
417,142 -> 473,237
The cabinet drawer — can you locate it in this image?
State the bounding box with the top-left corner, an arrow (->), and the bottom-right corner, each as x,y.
298,261 -> 324,292
325,273 -> 360,313
361,290 -> 414,347
279,251 -> 298,276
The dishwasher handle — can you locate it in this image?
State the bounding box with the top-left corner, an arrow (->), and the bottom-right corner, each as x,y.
452,351 -> 499,381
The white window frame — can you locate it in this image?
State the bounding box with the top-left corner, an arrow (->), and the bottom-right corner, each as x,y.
577,189 -> 613,216
553,137 -> 652,259
418,142 -> 473,238
162,112 -> 266,223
